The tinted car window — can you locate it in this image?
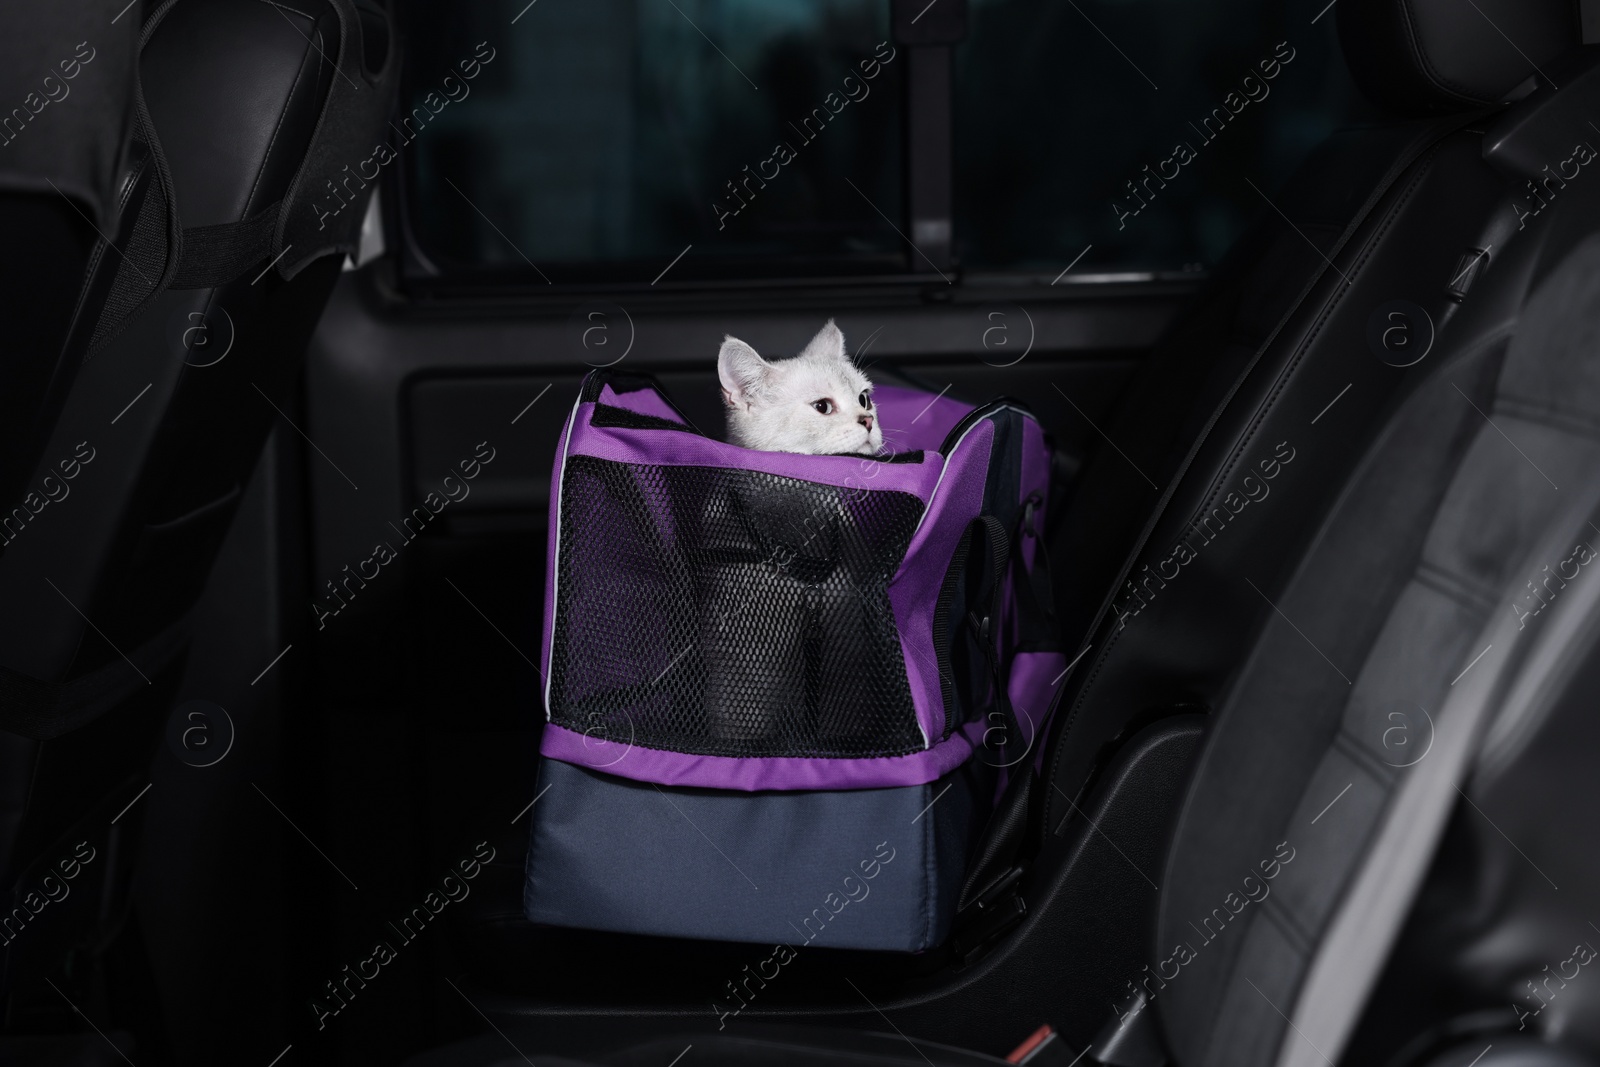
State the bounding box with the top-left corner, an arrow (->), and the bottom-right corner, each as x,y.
398,0 -> 1374,284
399,0 -> 903,283
955,0 -> 1376,275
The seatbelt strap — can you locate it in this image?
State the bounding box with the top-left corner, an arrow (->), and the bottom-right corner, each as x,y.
170,199 -> 281,289
83,0 -> 184,359
0,611 -> 191,739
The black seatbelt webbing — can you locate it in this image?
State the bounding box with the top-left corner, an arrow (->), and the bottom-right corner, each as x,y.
0,611 -> 192,739
169,199 -> 281,289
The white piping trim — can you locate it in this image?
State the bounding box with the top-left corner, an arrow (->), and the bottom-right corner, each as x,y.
909,403 -> 1034,540
908,645 -> 935,751
542,386 -> 587,721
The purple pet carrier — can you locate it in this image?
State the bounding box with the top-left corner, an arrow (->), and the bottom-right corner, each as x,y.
524,370 -> 1064,952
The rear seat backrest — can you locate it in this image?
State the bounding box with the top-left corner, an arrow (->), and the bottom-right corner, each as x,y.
1048,117 -> 1447,654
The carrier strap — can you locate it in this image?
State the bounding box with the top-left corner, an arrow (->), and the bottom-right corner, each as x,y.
966,515 -> 1023,757
1011,491 -> 1059,646
957,505 -> 1065,934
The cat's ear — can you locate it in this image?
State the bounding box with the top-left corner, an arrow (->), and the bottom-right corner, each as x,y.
798,319 -> 846,364
718,336 -> 769,410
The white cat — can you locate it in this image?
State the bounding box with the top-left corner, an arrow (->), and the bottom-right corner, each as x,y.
718,320 -> 883,455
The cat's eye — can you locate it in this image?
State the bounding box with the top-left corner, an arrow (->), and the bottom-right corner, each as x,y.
812,399 -> 834,415
858,391 -> 872,409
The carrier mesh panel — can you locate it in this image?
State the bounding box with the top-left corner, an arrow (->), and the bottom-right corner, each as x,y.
549,456 -> 926,759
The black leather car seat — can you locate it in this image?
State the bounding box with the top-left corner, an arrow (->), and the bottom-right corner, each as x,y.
1025,0 -> 1600,1059
0,2 -> 139,517
1137,103 -> 1600,1066
1040,0 -> 1593,829
0,0 -> 397,1035
1008,0 -> 1600,1052
0,0 -> 141,917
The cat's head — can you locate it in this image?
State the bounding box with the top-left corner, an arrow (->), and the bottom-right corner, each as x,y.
718,320 -> 882,456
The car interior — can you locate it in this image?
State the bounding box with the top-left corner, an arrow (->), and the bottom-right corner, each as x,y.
5,0 -> 1600,1065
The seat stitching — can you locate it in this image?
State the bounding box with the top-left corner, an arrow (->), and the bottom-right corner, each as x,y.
1196,901 -> 1309,1067
1257,890 -> 1313,954
1200,148 -> 1438,506
1190,144 -> 1443,525
1415,560 -> 1498,612
1399,0 -> 1492,107
1494,396 -> 1600,444
1331,728 -> 1398,788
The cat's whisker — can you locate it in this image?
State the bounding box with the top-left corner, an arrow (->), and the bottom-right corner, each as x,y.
852,324 -> 886,363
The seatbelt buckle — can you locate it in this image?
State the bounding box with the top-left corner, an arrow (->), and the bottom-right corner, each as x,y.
1006,1024 -> 1083,1065
950,865 -> 1027,963
1087,989 -> 1166,1066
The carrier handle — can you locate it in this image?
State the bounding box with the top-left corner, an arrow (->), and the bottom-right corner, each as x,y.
966,505 -> 1061,759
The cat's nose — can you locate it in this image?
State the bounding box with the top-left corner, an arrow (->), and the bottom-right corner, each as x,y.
859,414 -> 874,433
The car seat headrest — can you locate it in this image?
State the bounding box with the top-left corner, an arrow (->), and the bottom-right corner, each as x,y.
272,0 -> 399,280
1483,47 -> 1600,182
128,0 -> 398,297
1337,0 -> 1582,116
0,0 -> 139,230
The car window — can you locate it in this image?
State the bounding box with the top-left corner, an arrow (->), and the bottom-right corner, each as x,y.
955,0 -> 1377,275
398,0 -> 903,284
396,0 -> 1374,285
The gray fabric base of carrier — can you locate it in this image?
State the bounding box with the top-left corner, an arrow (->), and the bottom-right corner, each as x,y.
524,757 -> 990,952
